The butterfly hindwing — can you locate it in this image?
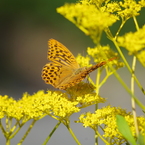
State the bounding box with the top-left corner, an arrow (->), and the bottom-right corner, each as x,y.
42,39 -> 115,90
42,62 -> 78,88
56,62 -> 107,89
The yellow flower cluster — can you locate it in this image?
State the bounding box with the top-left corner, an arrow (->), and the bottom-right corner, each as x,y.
117,25 -> 145,53
117,25 -> 145,67
76,44 -> 122,71
0,90 -> 106,121
87,45 -> 118,62
57,2 -> 117,40
118,0 -> 142,20
139,0 -> 145,7
66,82 -> 106,108
87,45 -> 124,69
0,91 -> 79,121
77,106 -> 145,143
101,1 -> 121,13
0,95 -> 16,119
57,0 -> 145,42
76,54 -> 91,67
136,50 -> 145,67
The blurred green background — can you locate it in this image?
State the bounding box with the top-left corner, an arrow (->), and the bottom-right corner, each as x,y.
0,0 -> 145,144
0,0 -> 145,97
0,0 -> 94,97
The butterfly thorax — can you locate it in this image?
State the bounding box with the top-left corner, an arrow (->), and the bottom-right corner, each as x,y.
54,66 -> 87,87
42,39 -> 113,90
74,67 -> 87,75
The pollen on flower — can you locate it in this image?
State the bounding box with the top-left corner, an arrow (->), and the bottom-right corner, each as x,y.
117,0 -> 142,20
101,2 -> 121,14
0,95 -> 22,120
76,54 -> 91,67
0,95 -> 14,119
136,50 -> 145,67
87,45 -> 122,69
57,3 -> 117,38
76,94 -> 106,106
66,82 -> 106,107
48,92 -> 80,118
0,91 -> 80,121
117,25 -> 145,54
139,0 -> 145,7
87,45 -> 118,62
77,106 -> 145,144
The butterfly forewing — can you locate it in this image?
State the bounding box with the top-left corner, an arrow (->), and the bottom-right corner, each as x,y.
48,39 -> 79,68
42,39 -> 80,88
42,39 -> 115,90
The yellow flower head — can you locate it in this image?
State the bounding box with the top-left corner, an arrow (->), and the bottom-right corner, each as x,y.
118,0 -> 142,20
87,45 -> 118,62
77,106 -> 145,144
139,0 -> 145,7
0,91 -> 81,122
117,25 -> 145,58
101,1 -> 121,14
136,50 -> 145,67
0,95 -> 16,119
66,82 -> 106,108
76,54 -> 91,67
87,45 -> 123,69
0,90 -> 106,122
57,2 -> 117,40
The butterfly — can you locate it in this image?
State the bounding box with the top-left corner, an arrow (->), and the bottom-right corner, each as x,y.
42,39 -> 115,90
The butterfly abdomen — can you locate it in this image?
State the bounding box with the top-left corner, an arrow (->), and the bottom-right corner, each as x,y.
57,62 -> 107,90
86,61 -> 106,73
42,39 -> 116,90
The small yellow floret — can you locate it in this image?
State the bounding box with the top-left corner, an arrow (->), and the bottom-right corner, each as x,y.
77,106 -> 145,144
136,50 -> 145,67
117,25 -> 145,53
57,3 -> 117,38
76,54 -> 91,67
118,0 -> 142,20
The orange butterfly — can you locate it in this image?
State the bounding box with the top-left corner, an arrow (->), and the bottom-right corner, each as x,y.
42,39 -> 115,90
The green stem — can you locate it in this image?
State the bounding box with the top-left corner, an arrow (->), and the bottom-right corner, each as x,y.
99,70 -> 113,88
17,119 -> 37,145
112,38 -> 145,95
9,121 -> 25,140
88,77 -> 96,87
94,68 -> 102,145
132,16 -> 140,136
96,68 -> 101,95
6,116 -> 9,133
0,119 -> 6,135
105,27 -> 145,95
95,103 -> 98,145
114,20 -> 126,40
6,138 -> 10,145
133,16 -> 139,30
131,56 -> 139,136
109,63 -> 145,110
42,121 -> 61,145
65,123 -> 81,145
95,129 -> 110,145
9,119 -> 21,139
4,117 -> 11,145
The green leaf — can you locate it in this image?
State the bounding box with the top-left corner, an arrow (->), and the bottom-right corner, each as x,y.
116,115 -> 137,145
137,133 -> 145,145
